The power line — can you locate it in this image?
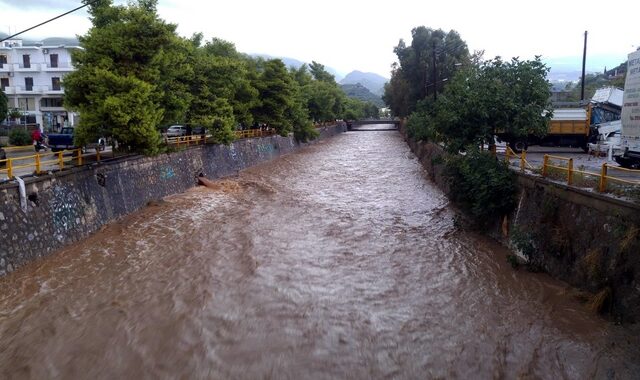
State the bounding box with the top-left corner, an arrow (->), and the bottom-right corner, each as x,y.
0,0 -> 101,44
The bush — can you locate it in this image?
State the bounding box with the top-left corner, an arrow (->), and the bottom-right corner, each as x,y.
406,111 -> 431,141
9,128 -> 31,146
444,147 -> 518,225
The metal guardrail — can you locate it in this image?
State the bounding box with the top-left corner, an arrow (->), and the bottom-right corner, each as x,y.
0,148 -> 111,180
234,129 -> 275,139
164,135 -> 207,146
497,146 -> 640,194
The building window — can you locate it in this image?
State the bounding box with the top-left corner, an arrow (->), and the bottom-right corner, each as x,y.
25,77 -> 33,91
0,55 -> 6,68
18,98 -> 36,111
0,78 -> 8,91
41,98 -> 64,108
50,54 -> 58,68
22,54 -> 30,69
52,77 -> 61,91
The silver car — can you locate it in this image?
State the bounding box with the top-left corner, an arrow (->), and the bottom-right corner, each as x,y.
166,125 -> 187,137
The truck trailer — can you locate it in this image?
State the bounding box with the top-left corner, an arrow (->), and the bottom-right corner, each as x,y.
615,50 -> 640,169
497,106 -> 592,153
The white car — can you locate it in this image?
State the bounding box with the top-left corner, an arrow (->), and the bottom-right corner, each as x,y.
588,131 -> 622,156
166,125 -> 187,137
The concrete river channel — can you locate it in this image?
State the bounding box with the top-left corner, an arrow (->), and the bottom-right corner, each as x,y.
0,125 -> 638,378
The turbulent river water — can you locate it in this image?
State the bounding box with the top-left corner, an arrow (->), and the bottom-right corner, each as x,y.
1,126 -> 639,379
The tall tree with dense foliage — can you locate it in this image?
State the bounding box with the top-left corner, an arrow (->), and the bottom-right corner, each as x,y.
253,59 -> 296,135
187,37 -> 259,143
434,57 -> 552,152
65,0 -> 191,153
384,27 -> 469,117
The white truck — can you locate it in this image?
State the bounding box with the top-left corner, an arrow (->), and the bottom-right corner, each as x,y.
615,50 -> 640,169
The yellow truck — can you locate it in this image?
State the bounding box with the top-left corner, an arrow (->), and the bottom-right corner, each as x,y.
498,106 -> 592,153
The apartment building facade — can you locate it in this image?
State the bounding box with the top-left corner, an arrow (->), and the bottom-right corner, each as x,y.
0,39 -> 80,132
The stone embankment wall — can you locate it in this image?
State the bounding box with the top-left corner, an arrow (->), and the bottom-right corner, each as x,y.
402,126 -> 640,322
0,125 -> 346,275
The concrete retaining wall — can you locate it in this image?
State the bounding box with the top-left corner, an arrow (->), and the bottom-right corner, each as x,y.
0,125 -> 346,275
401,126 -> 640,321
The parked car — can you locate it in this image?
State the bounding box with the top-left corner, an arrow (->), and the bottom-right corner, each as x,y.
191,126 -> 207,136
47,127 -> 106,152
47,127 -> 77,152
166,125 -> 187,137
588,131 -> 623,156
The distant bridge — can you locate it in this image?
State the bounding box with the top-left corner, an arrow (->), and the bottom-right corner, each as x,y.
348,119 -> 400,131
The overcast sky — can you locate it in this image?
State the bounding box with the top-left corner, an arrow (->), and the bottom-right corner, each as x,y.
1,0 -> 637,78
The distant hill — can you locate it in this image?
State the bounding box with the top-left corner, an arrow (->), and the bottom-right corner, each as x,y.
250,54 -> 343,82
340,83 -> 384,107
340,71 -> 388,96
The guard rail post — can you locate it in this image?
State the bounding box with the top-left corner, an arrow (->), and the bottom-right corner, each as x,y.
35,154 -> 41,174
77,148 -> 83,166
567,158 -> 574,186
599,163 -> 608,192
505,147 -> 511,163
58,151 -> 64,170
542,155 -> 549,177
7,158 -> 13,179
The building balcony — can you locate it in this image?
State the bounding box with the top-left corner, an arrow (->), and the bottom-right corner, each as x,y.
41,62 -> 74,72
14,63 -> 41,72
2,85 -> 63,95
0,63 -> 41,72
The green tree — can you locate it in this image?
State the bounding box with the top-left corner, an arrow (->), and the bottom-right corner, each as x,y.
384,27 -> 469,116
434,57 -> 551,152
383,63 -> 412,117
69,68 -> 163,154
445,148 -> 518,225
65,0 -> 192,153
253,59 -> 295,135
309,61 -> 336,83
0,89 -> 7,123
342,97 -> 365,120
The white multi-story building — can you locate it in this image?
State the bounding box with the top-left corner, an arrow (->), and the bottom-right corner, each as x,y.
0,39 -> 80,132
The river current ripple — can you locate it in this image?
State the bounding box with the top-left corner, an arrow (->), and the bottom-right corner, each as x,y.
0,126 -> 638,378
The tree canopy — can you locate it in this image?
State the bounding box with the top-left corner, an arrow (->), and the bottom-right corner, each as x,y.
384,26 -> 551,153
64,0 -> 377,153
433,57 -> 552,152
384,26 -> 469,117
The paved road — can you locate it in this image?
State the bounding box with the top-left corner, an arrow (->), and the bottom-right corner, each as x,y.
497,144 -> 640,189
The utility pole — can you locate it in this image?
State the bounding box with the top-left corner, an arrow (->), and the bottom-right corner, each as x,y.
580,31 -> 588,102
433,42 -> 437,101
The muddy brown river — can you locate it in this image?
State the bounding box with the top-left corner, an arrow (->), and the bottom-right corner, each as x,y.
1,126 -> 639,379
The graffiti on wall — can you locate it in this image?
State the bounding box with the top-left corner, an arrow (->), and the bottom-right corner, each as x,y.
49,185 -> 82,239
160,166 -> 175,180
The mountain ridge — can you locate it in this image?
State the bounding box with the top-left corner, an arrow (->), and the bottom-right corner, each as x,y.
339,70 -> 388,96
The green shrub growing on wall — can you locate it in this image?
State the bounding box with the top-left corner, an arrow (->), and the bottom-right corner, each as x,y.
444,148 -> 518,225
9,129 -> 31,146
406,111 -> 432,141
